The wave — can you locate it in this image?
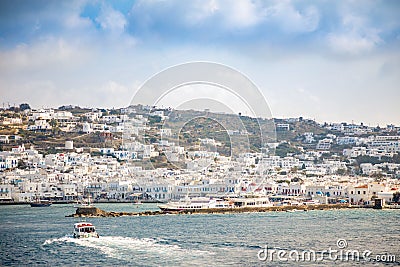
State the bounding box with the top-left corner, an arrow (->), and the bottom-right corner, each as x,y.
43,235 -> 74,245
43,235 -> 211,261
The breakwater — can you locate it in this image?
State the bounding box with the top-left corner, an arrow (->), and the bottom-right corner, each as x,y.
66,204 -> 351,217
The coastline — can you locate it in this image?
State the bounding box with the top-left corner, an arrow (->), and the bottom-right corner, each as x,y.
0,199 -> 164,206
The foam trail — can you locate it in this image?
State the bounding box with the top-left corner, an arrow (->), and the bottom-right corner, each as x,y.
43,236 -> 212,261
43,235 -> 74,245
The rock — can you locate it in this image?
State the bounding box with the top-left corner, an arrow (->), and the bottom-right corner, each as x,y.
76,207 -> 108,216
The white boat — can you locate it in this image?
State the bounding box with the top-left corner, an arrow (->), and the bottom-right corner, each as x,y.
74,195 -> 93,208
303,200 -> 320,205
158,197 -> 232,212
228,196 -> 273,208
73,222 -> 99,239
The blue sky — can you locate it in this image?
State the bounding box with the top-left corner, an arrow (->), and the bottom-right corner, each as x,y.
0,0 -> 399,125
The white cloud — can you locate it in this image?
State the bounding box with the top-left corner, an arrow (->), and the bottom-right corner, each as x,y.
148,0 -> 263,29
96,4 -> 127,33
1,0 -> 398,126
93,4 -> 137,48
189,0 -> 320,31
0,37 -> 90,71
327,32 -> 381,54
63,1 -> 94,30
220,0 -> 263,28
327,12 -> 382,54
264,1 -> 320,33
128,0 -> 321,35
185,0 -> 219,24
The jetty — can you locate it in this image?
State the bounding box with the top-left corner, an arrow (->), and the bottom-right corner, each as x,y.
66,204 -> 351,218
65,206 -> 164,217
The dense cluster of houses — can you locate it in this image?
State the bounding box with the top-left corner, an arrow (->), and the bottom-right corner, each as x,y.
0,106 -> 399,205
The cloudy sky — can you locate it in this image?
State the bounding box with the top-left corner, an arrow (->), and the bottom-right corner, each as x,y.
0,0 -> 399,125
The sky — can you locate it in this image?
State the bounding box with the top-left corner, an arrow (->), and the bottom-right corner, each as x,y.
0,0 -> 399,126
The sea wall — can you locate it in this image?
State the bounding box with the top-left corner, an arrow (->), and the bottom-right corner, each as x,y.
66,204 -> 351,217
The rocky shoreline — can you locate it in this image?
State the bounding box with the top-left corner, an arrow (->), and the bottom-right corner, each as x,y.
66,204 -> 353,218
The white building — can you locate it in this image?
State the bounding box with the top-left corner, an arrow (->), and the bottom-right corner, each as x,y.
82,122 -> 92,133
0,155 -> 19,170
360,163 -> 379,175
343,147 -> 367,158
28,120 -> 52,131
276,123 -> 290,131
0,184 -> 13,201
337,136 -> 358,145
303,132 -> 315,143
369,139 -> 400,152
159,128 -> 172,137
316,139 -> 332,150
348,183 -> 386,204
0,135 -> 9,144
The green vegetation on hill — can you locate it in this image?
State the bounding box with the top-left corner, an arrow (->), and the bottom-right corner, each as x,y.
275,142 -> 302,157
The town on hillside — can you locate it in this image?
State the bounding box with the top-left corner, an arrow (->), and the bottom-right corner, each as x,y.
0,103 -> 399,206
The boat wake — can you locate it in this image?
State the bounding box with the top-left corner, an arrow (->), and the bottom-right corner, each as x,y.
43,235 -> 211,263
43,235 -> 74,245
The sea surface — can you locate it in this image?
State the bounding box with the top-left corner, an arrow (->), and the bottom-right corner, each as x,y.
0,203 -> 399,266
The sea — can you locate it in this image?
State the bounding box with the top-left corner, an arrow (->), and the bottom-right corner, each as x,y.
0,203 -> 399,266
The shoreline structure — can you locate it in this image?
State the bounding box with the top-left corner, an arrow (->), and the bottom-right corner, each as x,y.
0,200 -> 162,205
66,204 -> 377,218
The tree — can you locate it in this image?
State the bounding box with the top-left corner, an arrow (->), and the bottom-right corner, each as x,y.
355,155 -> 381,165
291,177 -> 304,183
19,103 -> 31,111
275,142 -> 300,157
17,160 -> 27,169
109,109 -> 120,115
276,180 -> 290,184
371,173 -> 384,182
149,116 -> 162,124
49,119 -> 59,134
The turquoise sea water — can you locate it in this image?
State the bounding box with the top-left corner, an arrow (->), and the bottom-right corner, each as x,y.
0,204 -> 399,266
